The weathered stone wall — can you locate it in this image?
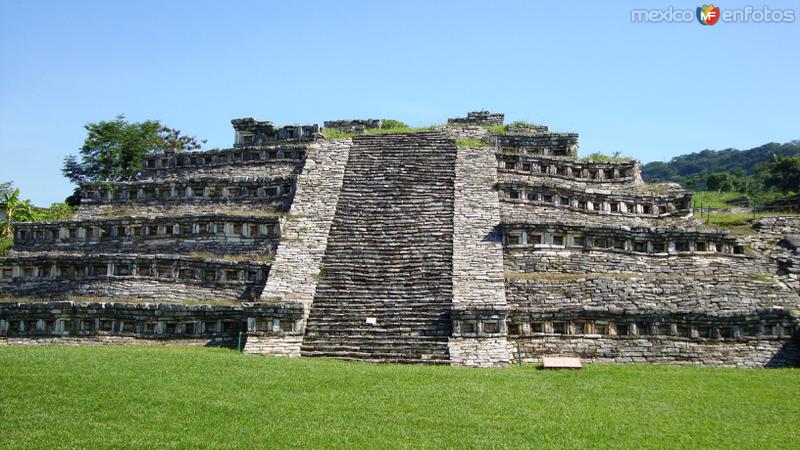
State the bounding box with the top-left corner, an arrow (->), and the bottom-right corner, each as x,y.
753,216 -> 800,241
256,140 -> 351,307
498,153 -> 642,184
442,125 -> 491,142
447,110 -> 504,126
140,145 -> 306,174
12,215 -> 280,259
496,171 -> 682,197
231,118 -> 320,145
449,146 -> 510,367
505,246 -> 760,276
0,255 -> 269,301
449,337 -> 511,368
0,301 -> 303,343
13,215 -> 279,256
0,335 -> 232,347
75,177 -> 295,221
3,112 -> 798,368
242,335 -> 303,357
501,203 -> 698,229
503,223 -> 742,255
505,122 -> 549,135
494,134 -> 580,158
245,140 -> 352,356
301,133 -> 457,363
508,336 -> 799,368
323,120 -> 382,133
498,183 -> 692,219
506,276 -> 798,313
80,177 -> 294,206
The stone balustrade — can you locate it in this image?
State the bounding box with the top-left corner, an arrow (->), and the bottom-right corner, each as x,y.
140,145 -> 307,173
502,222 -> 744,256
497,154 -> 641,182
493,133 -> 579,158
0,254 -> 269,294
506,308 -> 797,340
80,177 -> 294,208
451,307 -> 509,338
12,215 -> 280,255
0,301 -> 304,339
497,181 -> 692,218
231,118 -> 320,146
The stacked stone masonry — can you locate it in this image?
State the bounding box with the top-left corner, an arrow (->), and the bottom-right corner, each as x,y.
323,120 -> 382,133
0,254 -> 269,301
231,118 -> 320,146
300,133 -> 457,364
448,110 -> 505,126
497,182 -> 692,219
0,301 -> 304,351
12,215 -> 280,256
497,154 -> 643,183
449,146 -> 512,367
0,112 -> 797,368
494,134 -> 580,158
254,139 -> 352,356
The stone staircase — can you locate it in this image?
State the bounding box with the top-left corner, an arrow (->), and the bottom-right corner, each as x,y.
301,133 -> 457,363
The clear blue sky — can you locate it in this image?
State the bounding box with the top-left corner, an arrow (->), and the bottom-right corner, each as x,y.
1,0 -> 798,205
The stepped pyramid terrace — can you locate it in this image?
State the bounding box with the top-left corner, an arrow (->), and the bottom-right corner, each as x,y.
1,112 -> 798,367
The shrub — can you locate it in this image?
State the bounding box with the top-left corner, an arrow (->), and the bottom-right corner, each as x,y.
581,152 -> 632,162
0,237 -> 12,256
481,124 -> 508,135
380,119 -> 409,130
455,138 -> 489,148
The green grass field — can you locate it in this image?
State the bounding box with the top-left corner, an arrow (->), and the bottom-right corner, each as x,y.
0,346 -> 798,449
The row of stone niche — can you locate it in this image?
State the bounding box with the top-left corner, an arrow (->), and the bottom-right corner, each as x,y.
15,219 -> 280,245
499,185 -> 690,217
505,318 -> 797,340
0,259 -> 269,284
452,317 -> 796,340
0,316 -> 302,337
81,180 -> 293,204
232,122 -> 320,146
498,155 -> 637,181
141,146 -> 307,170
493,136 -> 579,158
503,228 -> 744,255
323,119 -> 382,132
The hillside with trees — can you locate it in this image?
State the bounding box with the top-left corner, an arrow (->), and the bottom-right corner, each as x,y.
641,141 -> 800,187
641,141 -> 800,223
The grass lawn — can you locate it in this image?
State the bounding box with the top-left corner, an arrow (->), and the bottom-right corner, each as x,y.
692,191 -> 748,209
0,346 -> 798,449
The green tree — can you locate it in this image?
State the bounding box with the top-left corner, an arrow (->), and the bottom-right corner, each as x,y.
705,172 -> 737,192
62,115 -> 205,184
757,156 -> 800,194
381,119 -> 410,129
1,188 -> 35,238
31,202 -> 76,222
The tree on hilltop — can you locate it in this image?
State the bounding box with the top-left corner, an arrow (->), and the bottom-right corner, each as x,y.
62,115 -> 205,184
757,156 -> 800,194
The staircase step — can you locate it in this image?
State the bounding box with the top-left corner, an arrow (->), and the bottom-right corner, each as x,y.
302,133 -> 457,363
